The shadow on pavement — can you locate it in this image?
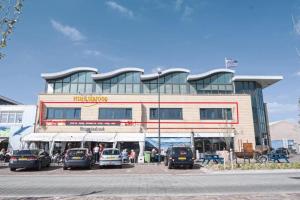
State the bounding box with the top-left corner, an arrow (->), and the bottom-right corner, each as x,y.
12,166 -> 62,172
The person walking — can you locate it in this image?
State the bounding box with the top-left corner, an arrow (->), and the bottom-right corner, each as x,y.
93,144 -> 100,163
129,149 -> 136,163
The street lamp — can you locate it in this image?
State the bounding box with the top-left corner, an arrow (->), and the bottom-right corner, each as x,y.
157,68 -> 162,163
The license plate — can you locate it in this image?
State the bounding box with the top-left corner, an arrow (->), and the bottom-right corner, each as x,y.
72,157 -> 81,160
19,158 -> 28,161
107,156 -> 115,160
178,157 -> 186,160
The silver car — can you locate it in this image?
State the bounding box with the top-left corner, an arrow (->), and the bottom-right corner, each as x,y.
99,148 -> 122,168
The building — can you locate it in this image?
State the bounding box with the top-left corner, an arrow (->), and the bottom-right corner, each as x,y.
0,105 -> 36,151
22,67 -> 282,158
0,95 -> 21,105
269,120 -> 300,153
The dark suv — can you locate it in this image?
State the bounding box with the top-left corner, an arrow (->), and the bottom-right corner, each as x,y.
164,146 -> 194,169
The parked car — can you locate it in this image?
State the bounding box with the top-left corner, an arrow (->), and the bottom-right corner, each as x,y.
99,148 -> 122,168
9,150 -> 51,171
164,146 -> 194,169
63,148 -> 92,170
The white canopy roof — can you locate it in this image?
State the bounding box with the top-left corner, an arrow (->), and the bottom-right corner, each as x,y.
22,133 -> 58,142
232,75 -> 283,89
41,67 -> 98,80
91,68 -> 144,80
84,133 -> 117,142
53,132 -> 87,142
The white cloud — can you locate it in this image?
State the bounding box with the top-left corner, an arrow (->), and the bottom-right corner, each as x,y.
106,1 -> 133,18
296,71 -> 300,76
267,102 -> 297,114
50,19 -> 85,42
83,49 -> 122,62
292,15 -> 300,35
83,49 -> 101,56
182,6 -> 193,20
175,0 -> 183,11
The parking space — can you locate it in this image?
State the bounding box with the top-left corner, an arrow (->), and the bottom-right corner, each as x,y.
0,162 -> 204,176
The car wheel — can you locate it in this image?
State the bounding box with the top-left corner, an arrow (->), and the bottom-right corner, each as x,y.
119,165 -> 122,169
63,166 -> 67,170
10,168 -> 16,171
168,161 -> 172,169
189,164 -> 193,169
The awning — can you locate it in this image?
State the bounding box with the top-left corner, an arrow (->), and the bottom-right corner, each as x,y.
194,132 -> 234,138
84,133 -> 116,142
115,133 -> 145,142
53,133 -> 87,142
22,133 -> 58,142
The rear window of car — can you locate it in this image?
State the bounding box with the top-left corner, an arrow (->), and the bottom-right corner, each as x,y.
68,150 -> 86,157
102,149 -> 120,155
16,150 -> 38,156
173,147 -> 192,155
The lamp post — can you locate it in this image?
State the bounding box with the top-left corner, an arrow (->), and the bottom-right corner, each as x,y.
157,69 -> 162,163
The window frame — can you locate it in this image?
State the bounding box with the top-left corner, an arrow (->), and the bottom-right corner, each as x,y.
149,108 -> 183,120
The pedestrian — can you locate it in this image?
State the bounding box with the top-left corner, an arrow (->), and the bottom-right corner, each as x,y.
93,144 -> 100,163
129,149 -> 136,163
151,148 -> 157,162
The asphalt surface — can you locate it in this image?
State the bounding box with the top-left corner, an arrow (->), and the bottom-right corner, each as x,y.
0,169 -> 300,198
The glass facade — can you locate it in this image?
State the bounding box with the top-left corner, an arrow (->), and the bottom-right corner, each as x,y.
99,108 -> 132,120
235,81 -> 267,145
200,108 -> 232,120
46,108 -> 81,119
189,72 -> 233,94
150,108 -> 183,120
45,71 -> 234,95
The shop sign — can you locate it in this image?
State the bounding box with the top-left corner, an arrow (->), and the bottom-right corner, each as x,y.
80,127 -> 105,132
73,95 -> 108,102
66,121 -> 121,126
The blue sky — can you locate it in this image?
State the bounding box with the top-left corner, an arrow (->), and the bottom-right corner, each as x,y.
0,0 -> 300,122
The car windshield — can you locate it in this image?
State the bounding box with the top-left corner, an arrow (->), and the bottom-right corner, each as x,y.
68,150 -> 86,157
102,149 -> 120,155
16,150 -> 39,156
173,147 -> 192,156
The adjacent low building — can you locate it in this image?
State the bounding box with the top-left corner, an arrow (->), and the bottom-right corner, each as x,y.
0,95 -> 36,151
22,67 -> 283,158
270,120 -> 300,153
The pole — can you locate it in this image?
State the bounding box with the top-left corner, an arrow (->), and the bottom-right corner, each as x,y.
158,70 -> 161,163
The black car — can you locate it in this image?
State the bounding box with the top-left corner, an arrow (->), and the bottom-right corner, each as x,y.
9,150 -> 51,171
164,146 -> 194,169
63,148 -> 93,170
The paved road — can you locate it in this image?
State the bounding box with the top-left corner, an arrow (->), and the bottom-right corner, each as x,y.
0,171 -> 300,198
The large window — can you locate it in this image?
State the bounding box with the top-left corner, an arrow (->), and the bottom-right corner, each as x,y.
46,108 -> 81,119
99,108 -> 132,120
150,108 -> 183,120
200,108 -> 232,120
0,111 -> 23,123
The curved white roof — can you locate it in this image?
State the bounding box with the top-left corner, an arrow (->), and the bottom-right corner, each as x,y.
141,68 -> 190,80
91,67 -> 144,80
41,67 -> 98,80
232,75 -> 283,88
187,68 -> 235,81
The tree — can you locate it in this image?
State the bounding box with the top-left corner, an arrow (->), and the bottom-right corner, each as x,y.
0,0 -> 24,59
